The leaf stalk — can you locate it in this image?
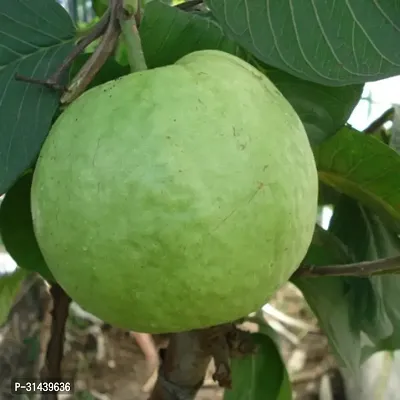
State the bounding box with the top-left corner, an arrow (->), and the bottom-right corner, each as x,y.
119,5 -> 147,73
293,255 -> 400,278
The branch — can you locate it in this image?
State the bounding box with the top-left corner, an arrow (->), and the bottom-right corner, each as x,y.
148,322 -> 256,400
297,111 -> 398,279
41,283 -> 71,400
61,0 -> 123,104
364,108 -> 394,135
148,331 -> 211,400
15,10 -> 110,92
292,255 -> 400,278
16,0 -> 124,104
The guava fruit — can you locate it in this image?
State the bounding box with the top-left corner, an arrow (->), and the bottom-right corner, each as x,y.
0,173 -> 55,282
31,50 -> 318,333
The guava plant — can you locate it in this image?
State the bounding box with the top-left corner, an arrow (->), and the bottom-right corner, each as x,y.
0,0 -> 400,399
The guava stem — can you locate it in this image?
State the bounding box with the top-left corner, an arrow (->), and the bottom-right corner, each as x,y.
293,255 -> 400,278
40,283 -> 71,398
148,322 -> 252,399
119,9 -> 148,73
148,331 -> 211,400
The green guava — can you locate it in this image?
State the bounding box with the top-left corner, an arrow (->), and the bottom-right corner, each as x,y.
31,50 -> 318,333
0,173 -> 55,283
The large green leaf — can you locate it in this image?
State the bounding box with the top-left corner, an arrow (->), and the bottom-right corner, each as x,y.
318,183 -> 342,206
0,268 -> 28,326
325,197 -> 390,364
0,0 -> 76,195
0,173 -> 55,283
293,224 -> 361,376
296,195 -> 400,377
314,126 -> 400,232
224,333 -> 292,400
330,198 -> 400,358
140,1 -> 243,68
302,224 -> 355,267
251,57 -> 363,146
140,2 -> 363,145
294,277 -> 362,377
93,0 -> 108,17
92,0 -> 172,17
297,118 -> 400,375
206,0 -> 400,86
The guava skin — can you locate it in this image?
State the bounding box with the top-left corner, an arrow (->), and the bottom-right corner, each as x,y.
0,173 -> 55,283
31,50 -> 318,333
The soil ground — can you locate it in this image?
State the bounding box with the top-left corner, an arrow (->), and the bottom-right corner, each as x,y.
59,283 -> 344,400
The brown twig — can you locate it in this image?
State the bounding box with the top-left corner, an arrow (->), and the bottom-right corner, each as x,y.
61,0 -> 123,104
15,10 -> 110,92
292,255 -> 400,278
134,1 -> 142,27
364,108 -> 394,134
41,283 -> 71,400
14,75 -> 66,92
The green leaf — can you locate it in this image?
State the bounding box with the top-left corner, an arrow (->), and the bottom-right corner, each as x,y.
314,126 -> 400,232
294,276 -> 363,377
330,197 -> 400,357
206,0 -> 400,86
302,224 -> 355,267
0,173 -> 55,283
224,333 -> 292,400
276,372 -> 292,400
254,59 -> 363,145
318,183 -> 341,206
0,268 -> 28,326
268,77 -> 362,146
0,0 -> 76,195
93,0 -> 108,17
296,195 -> 400,378
93,0 -> 161,17
328,198 -> 394,350
329,195 -> 372,262
293,224 -> 361,376
140,2 -> 362,146
140,1 -> 243,68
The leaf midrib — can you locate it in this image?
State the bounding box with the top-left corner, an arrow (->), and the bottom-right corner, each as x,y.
318,171 -> 400,222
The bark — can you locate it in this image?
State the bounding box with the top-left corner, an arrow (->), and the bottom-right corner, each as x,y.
149,322 -> 257,400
